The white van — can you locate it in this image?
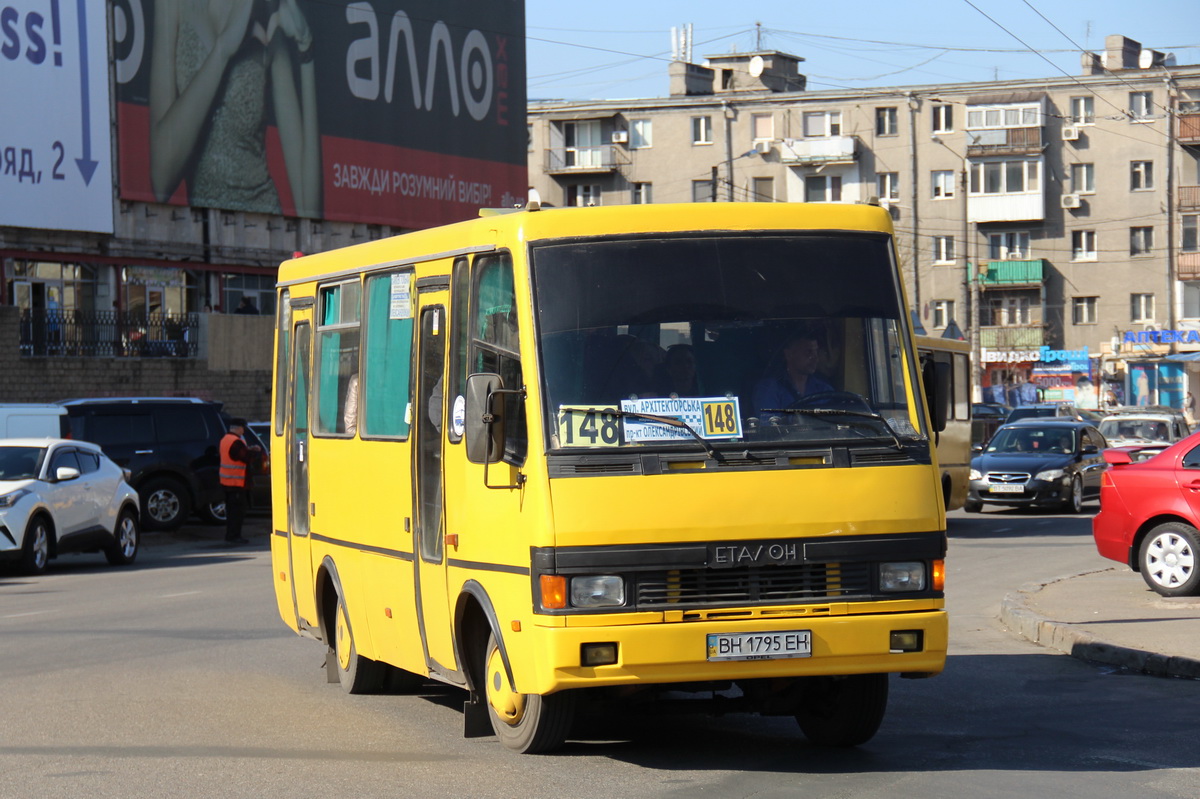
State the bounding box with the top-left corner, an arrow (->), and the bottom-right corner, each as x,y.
0,404 -> 67,438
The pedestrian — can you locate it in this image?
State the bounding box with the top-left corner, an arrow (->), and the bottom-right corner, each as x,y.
1188,391 -> 1196,424
219,418 -> 262,545
234,296 -> 259,315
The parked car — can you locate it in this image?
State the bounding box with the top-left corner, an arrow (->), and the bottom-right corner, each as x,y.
1098,410 -> 1191,461
59,397 -> 229,530
0,438 -> 140,575
965,418 -> 1108,513
247,421 -> 271,452
0,404 -> 67,438
1093,431 -> 1200,596
971,403 -> 1011,447
1004,403 -> 1104,425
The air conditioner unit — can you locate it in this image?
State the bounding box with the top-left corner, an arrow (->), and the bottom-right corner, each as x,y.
1061,193 -> 1082,209
1061,125 -> 1080,141
610,130 -> 629,144
754,139 -> 772,155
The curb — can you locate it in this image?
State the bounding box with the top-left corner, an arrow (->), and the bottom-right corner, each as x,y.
999,573 -> 1200,680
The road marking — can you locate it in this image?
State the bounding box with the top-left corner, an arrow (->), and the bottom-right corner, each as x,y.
2,610 -> 53,619
160,591 -> 202,598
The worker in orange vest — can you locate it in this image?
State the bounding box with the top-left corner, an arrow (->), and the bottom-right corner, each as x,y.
219,418 -> 262,545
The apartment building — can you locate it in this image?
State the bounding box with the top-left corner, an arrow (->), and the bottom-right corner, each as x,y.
528,36 -> 1200,407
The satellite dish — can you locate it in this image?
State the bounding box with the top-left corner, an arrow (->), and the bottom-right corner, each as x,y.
748,55 -> 764,77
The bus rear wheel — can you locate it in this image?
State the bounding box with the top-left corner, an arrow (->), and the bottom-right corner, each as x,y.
794,673 -> 888,747
334,593 -> 385,694
483,632 -> 574,753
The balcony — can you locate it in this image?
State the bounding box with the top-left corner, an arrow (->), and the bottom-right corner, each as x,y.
544,145 -> 628,175
966,127 -> 1043,157
1179,252 -> 1200,282
975,259 -> 1045,288
1179,113 -> 1200,145
1181,185 -> 1200,211
778,136 -> 859,166
979,325 -> 1045,349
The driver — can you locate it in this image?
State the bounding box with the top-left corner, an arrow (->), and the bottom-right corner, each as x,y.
754,328 -> 835,413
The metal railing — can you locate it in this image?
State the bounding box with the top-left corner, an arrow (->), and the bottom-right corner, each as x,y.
19,309 -> 199,358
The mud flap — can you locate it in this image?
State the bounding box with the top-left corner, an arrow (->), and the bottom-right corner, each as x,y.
323,648 -> 339,683
463,694 -> 493,738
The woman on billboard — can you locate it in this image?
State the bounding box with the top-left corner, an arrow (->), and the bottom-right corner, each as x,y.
149,0 -> 322,218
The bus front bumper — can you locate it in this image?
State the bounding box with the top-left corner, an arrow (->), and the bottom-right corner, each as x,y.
520,608 -> 947,695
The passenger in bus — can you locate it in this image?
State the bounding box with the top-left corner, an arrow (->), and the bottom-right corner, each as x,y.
343,373 -> 359,436
606,334 -> 663,399
656,344 -> 700,397
753,328 -> 834,413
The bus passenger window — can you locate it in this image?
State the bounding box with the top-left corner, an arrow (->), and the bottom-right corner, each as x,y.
315,281 -> 361,436
362,272 -> 414,438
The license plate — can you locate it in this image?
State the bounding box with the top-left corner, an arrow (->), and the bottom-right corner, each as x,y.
989,484 -> 1024,493
706,630 -> 812,661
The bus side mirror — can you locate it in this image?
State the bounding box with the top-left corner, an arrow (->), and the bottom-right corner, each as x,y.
923,359 -> 951,434
465,373 -> 505,464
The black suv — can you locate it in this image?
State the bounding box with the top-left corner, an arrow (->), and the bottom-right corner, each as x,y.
59,398 -> 229,530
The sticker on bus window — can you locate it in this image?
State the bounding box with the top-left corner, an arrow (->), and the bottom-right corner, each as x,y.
389,273 -> 412,319
557,406 -> 622,448
620,397 -> 743,443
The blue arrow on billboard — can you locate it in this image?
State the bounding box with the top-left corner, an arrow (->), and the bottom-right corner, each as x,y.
72,0 -> 98,185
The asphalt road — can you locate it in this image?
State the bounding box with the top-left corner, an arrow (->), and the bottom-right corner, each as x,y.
1,508 -> 1198,799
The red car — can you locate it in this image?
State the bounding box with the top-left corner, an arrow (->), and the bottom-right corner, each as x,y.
1092,432 -> 1200,597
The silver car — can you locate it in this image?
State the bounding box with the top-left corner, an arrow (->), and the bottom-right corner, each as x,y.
0,438 -> 141,575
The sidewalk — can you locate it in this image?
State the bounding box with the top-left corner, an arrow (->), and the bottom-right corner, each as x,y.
1000,567 -> 1200,679
141,514 -> 272,548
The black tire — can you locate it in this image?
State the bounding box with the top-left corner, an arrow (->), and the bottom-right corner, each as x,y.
200,500 -> 227,525
333,593 -> 386,694
139,477 -> 191,531
104,509 -> 140,566
484,632 -> 574,753
963,498 -> 983,513
1065,475 -> 1084,514
1138,522 -> 1200,597
795,673 -> 889,747
20,514 -> 52,576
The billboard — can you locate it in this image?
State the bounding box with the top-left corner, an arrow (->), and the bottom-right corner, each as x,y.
0,0 -> 114,233
114,0 -> 526,229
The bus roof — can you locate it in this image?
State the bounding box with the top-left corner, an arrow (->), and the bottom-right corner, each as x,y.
277,202 -> 895,286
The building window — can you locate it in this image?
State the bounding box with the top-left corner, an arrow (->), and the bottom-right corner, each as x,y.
691,116 -> 713,145
1070,163 -> 1094,194
1069,96 -> 1095,125
931,170 -> 956,199
875,107 -> 898,136
566,185 -> 601,207
752,177 -> 774,202
563,120 -> 602,168
1129,91 -> 1153,120
1131,226 -> 1154,256
1072,296 -> 1097,325
932,300 -> 955,329
932,105 -> 953,133
1131,161 -> 1154,191
933,236 -> 955,264
966,104 -> 1040,129
1184,214 -> 1199,252
991,296 -> 1031,326
751,113 -> 773,142
631,183 -> 653,204
1071,230 -> 1097,261
803,111 -> 841,137
630,119 -> 652,149
804,174 -> 842,203
1131,293 -> 1155,323
877,172 -> 899,201
969,159 -> 1040,195
692,179 -> 714,203
988,231 -> 1031,260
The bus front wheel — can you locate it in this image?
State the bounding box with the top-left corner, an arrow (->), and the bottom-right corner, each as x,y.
483,633 -> 574,753
794,673 -> 888,747
333,594 -> 385,694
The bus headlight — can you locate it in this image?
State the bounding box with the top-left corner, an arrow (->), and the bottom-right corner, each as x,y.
879,562 -> 926,592
570,575 -> 625,608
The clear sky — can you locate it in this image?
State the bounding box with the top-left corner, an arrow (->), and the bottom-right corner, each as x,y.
525,0 -> 1200,101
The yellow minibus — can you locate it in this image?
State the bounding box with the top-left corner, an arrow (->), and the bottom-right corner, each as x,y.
270,201 -> 950,753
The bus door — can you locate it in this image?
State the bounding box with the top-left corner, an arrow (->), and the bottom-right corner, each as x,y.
413,292 -> 455,673
287,319 -> 318,628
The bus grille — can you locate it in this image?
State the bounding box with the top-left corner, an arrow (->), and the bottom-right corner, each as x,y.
634,562 -> 871,609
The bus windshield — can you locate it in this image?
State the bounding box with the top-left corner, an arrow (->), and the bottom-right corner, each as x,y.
532,232 -> 925,452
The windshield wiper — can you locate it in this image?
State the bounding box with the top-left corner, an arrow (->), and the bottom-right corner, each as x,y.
759,407 -> 908,451
607,409 -> 726,462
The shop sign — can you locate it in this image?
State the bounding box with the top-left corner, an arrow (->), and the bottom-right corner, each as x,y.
1123,329 -> 1200,345
1038,345 -> 1089,371
981,347 -> 1039,363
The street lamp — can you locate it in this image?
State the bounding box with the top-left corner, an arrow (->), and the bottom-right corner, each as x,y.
934,135 -> 983,402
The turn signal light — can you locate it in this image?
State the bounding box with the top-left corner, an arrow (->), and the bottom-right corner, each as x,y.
931,559 -> 945,592
540,575 -> 567,610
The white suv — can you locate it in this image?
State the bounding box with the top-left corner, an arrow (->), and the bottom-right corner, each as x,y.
1099,411 -> 1191,460
0,438 -> 141,575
